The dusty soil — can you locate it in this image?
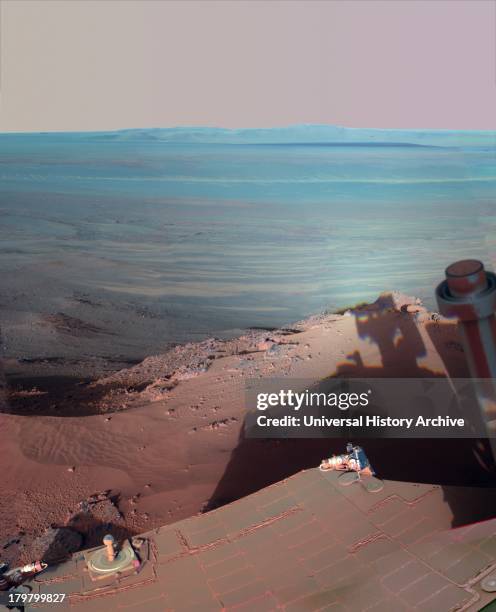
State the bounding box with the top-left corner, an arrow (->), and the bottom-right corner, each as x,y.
1,292 -> 493,567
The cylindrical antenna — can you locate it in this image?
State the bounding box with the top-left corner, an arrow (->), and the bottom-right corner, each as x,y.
103,534 -> 116,563
436,259 -> 496,461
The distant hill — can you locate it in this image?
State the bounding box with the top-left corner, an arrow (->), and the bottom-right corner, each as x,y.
96,125 -> 496,148
2,124 -> 495,148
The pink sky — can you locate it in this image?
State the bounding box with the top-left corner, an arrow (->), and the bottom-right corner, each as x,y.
1,0 -> 495,132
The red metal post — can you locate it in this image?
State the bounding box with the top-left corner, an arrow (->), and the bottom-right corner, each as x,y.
436,259 -> 496,450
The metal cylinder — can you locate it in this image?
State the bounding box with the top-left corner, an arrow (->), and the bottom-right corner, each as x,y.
103,534 -> 115,563
445,259 -> 488,297
437,260 -> 496,378
436,259 -> 496,451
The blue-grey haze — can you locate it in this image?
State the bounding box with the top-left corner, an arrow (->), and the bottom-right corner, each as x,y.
0,126 -> 495,364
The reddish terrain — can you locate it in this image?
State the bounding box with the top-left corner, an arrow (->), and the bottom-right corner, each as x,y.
1,293 -> 490,567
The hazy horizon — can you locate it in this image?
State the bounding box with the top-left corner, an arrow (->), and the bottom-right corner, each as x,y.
2,124 -> 496,141
2,124 -> 496,136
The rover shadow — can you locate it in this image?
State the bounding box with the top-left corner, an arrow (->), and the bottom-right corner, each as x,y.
207,294 -> 496,528
35,509 -> 136,566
